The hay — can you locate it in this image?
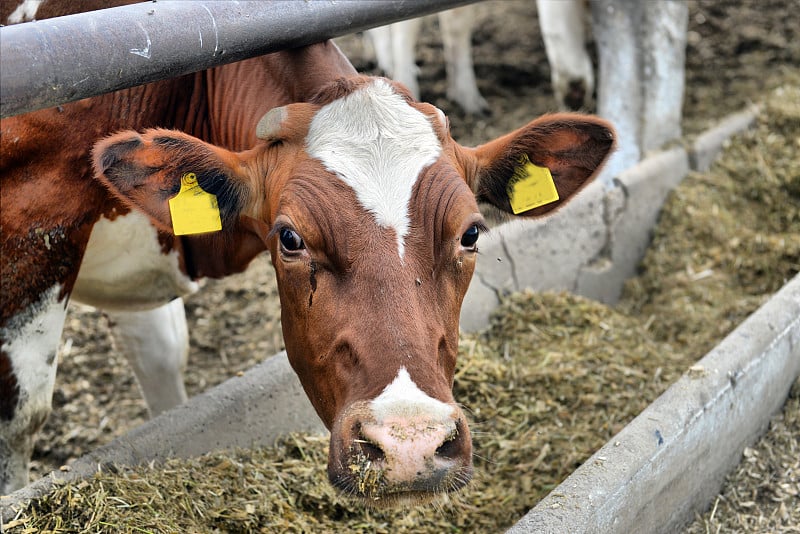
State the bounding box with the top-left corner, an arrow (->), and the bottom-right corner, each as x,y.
7,293 -> 687,534
685,379 -> 800,534
7,85 -> 799,534
677,84 -> 800,534
620,82 -> 800,359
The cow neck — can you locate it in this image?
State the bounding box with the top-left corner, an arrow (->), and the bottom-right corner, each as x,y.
200,42 -> 358,152
95,77 -> 202,135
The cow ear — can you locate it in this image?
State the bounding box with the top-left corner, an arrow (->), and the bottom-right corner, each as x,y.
464,114 -> 615,217
93,128 -> 252,235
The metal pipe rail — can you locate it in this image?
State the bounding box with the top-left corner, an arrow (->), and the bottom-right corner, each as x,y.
0,0 -> 479,118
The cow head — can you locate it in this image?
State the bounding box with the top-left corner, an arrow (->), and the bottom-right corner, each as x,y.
93,76 -> 614,506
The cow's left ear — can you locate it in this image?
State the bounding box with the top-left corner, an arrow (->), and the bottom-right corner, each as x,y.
462,114 -> 615,217
93,128 -> 254,234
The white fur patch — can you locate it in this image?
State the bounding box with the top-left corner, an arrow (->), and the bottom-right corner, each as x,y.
1,285 -> 65,416
0,284 -> 65,492
370,367 -> 454,422
72,210 -> 198,311
305,79 -> 441,259
7,0 -> 43,24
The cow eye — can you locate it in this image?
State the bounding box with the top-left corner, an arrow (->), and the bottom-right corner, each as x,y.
460,224 -> 480,250
279,227 -> 305,253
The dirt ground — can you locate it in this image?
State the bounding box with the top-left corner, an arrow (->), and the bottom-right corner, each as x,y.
26,0 -> 799,513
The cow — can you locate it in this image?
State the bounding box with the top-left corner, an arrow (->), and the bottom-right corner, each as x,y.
0,0 -> 615,504
366,1 -> 594,115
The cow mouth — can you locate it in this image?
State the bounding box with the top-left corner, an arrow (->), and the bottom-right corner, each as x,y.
327,447 -> 473,507
327,431 -> 473,507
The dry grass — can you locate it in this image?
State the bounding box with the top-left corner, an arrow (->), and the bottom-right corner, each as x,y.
5,80 -> 799,534
685,380 -> 800,534
680,83 -> 800,534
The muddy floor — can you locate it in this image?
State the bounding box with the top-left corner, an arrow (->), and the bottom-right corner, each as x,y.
23,0 -> 800,520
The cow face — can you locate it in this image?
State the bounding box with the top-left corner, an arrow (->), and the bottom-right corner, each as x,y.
93,76 -> 614,506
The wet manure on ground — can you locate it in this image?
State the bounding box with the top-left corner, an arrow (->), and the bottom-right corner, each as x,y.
7,85 -> 799,534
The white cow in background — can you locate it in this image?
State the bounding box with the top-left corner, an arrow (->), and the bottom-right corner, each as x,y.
367,1 -> 594,114
367,0 -> 689,185
368,5 -> 493,115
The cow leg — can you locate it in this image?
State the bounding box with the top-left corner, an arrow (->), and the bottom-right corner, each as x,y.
105,298 -> 189,418
638,0 -> 688,153
589,0 -> 642,186
590,0 -> 687,186
438,5 -> 488,114
536,0 -> 594,111
1,286 -> 67,495
366,24 -> 395,75
387,17 -> 423,99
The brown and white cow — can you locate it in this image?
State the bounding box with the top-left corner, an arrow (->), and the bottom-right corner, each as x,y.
366,1 -> 594,115
0,0 -> 614,503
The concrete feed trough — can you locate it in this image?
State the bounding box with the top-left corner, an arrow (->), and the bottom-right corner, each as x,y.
508,274 -> 800,533
2,107 -> 798,531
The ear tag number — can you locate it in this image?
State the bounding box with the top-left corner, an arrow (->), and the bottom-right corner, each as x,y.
508,154 -> 559,214
168,172 -> 223,235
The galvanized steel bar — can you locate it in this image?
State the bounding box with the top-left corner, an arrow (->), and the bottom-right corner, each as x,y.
0,0 -> 479,118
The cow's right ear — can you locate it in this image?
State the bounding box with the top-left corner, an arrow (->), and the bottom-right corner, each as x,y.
93,128 -> 255,235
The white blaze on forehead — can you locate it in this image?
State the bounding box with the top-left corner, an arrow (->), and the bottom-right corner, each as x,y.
305,79 -> 442,259
370,367 -> 454,423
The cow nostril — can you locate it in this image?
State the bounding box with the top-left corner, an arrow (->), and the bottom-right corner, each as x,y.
435,421 -> 465,459
354,428 -> 385,463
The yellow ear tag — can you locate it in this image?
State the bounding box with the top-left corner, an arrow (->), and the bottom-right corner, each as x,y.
168,172 -> 223,235
508,155 -> 559,214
